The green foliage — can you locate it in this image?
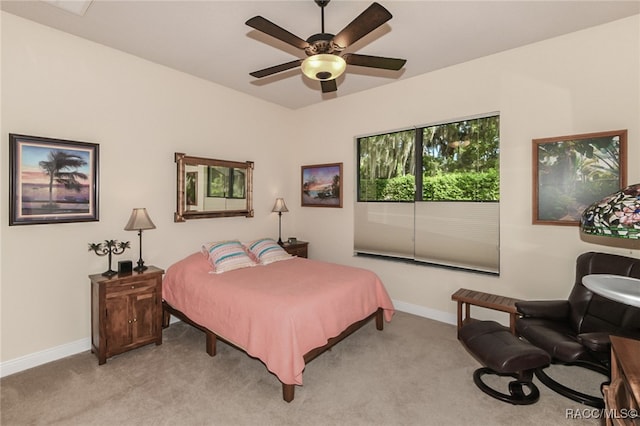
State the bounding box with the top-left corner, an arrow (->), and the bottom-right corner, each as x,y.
364,170 -> 499,202
574,179 -> 619,205
357,115 -> 500,202
538,187 -> 574,220
358,130 -> 416,181
382,175 -> 415,201
359,178 -> 385,200
423,174 -> 465,200
423,169 -> 500,201
422,116 -> 500,175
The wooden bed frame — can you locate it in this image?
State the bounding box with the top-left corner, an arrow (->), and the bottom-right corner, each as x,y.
162,301 -> 384,402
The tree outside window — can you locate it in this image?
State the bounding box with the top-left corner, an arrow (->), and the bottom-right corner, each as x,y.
358,115 -> 499,202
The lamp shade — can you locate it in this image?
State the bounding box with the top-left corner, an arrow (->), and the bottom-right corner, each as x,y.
124,208 -> 156,231
580,183 -> 640,239
301,54 -> 346,81
272,198 -> 289,213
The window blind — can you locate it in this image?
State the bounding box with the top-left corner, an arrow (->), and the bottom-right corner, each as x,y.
354,201 -> 499,274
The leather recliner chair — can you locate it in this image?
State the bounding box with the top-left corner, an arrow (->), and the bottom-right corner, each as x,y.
515,251 -> 640,408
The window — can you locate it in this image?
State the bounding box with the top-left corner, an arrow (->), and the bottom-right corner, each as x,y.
207,166 -> 246,199
355,114 -> 500,274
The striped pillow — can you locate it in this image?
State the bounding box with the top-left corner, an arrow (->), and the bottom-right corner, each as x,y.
246,238 -> 293,265
202,240 -> 256,273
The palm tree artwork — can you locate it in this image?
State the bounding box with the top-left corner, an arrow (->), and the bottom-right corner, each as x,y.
38,150 -> 88,211
10,134 -> 98,225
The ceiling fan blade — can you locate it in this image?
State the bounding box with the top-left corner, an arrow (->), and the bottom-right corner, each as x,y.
332,2 -> 392,49
246,16 -> 309,50
344,53 -> 406,71
249,59 -> 303,78
321,79 -> 337,93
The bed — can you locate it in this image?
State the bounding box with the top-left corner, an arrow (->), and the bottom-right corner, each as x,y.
162,247 -> 394,402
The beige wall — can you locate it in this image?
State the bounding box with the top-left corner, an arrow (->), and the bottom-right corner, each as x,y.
0,13 -> 296,363
1,11 -> 638,367
292,14 -> 639,317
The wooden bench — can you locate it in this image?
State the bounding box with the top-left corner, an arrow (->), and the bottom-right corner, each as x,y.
451,288 -> 522,335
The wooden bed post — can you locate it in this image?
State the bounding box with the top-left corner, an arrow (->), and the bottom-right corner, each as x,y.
206,331 -> 217,357
375,307 -> 384,330
282,384 -> 295,403
162,304 -> 171,328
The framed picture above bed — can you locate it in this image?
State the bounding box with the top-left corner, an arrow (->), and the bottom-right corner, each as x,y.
301,162 -> 343,208
532,129 -> 627,226
9,133 -> 99,226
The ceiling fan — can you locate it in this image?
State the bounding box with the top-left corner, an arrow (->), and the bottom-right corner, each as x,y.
245,0 -> 407,94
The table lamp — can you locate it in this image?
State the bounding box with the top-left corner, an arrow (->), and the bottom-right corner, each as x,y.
124,208 -> 156,272
272,198 -> 288,245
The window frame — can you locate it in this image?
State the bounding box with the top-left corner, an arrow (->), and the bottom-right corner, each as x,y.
355,113 -> 500,275
357,113 -> 500,203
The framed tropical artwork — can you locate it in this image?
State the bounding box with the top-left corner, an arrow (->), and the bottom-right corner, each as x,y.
301,162 -> 343,208
532,129 -> 626,225
9,134 -> 99,225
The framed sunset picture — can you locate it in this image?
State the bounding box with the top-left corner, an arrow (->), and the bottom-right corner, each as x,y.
301,162 -> 343,208
9,134 -> 99,225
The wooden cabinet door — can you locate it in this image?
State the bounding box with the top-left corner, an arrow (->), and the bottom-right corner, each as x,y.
105,295 -> 132,354
105,285 -> 156,355
131,289 -> 156,343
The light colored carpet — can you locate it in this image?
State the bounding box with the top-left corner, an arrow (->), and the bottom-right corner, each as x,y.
1,312 -> 604,425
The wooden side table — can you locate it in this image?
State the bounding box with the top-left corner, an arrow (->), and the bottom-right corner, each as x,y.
90,266 -> 164,364
281,241 -> 308,258
603,336 -> 640,426
451,288 -> 521,335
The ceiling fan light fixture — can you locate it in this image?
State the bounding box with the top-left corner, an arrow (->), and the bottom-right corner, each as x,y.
301,54 -> 346,81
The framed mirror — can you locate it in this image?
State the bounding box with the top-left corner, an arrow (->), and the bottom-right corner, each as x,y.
175,152 -> 254,222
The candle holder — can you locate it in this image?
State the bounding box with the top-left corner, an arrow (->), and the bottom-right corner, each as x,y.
88,240 -> 131,277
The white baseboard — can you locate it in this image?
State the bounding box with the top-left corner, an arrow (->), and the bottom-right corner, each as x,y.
0,316 -> 182,378
0,307 -> 447,378
0,337 -> 91,378
392,299 -> 457,326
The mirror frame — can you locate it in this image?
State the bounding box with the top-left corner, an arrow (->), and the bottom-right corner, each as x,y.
174,152 -> 254,222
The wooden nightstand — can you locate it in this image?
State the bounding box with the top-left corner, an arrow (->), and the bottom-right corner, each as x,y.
281,241 -> 309,258
89,266 -> 164,364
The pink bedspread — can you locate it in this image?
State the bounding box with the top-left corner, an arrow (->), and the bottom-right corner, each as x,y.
162,252 -> 394,385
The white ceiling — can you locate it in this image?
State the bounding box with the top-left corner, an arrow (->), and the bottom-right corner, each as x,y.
2,1 -> 639,110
